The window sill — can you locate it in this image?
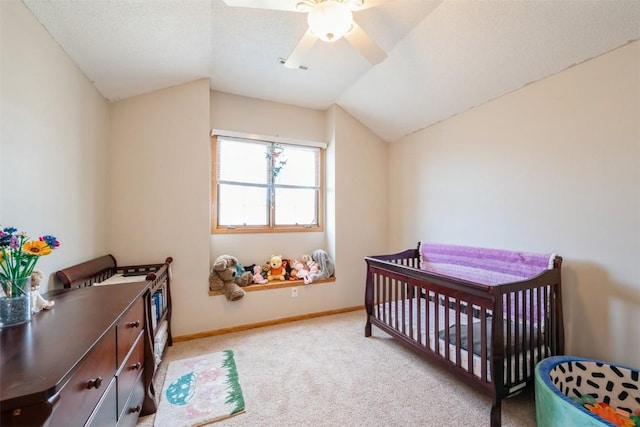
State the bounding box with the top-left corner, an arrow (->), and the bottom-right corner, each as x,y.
208,276 -> 336,296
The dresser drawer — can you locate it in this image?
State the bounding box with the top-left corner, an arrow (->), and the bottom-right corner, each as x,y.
48,327 -> 117,427
85,377 -> 117,427
117,373 -> 145,427
117,332 -> 145,417
116,298 -> 145,365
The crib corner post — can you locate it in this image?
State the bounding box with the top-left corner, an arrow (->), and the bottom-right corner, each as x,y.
364,258 -> 374,337
490,400 -> 502,427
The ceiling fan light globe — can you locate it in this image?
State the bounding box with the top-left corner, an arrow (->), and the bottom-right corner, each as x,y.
307,0 -> 353,42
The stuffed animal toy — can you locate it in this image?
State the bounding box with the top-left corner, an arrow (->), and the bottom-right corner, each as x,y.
284,259 -> 298,281
267,254 -> 285,281
288,262 -> 298,280
252,265 -> 268,284
30,269 -> 54,313
234,262 -> 246,278
261,262 -> 270,275
294,261 -> 312,284
209,255 -> 253,301
301,254 -> 319,274
308,249 -> 335,283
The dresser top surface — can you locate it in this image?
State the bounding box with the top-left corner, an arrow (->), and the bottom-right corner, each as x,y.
0,283 -> 148,406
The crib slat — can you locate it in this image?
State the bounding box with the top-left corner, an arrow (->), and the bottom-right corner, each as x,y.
444,295 -> 450,361
467,309 -> 473,373
528,287 -> 535,380
543,285 -> 550,358
536,287 -> 541,359
480,308 -> 488,381
523,290 -> 528,381
425,291 -> 431,351
400,281 -> 406,336
392,278 -> 398,331
411,287 -> 422,342
455,299 -> 462,368
505,293 -> 512,386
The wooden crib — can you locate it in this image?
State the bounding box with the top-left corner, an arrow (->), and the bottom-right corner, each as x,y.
364,242 -> 564,427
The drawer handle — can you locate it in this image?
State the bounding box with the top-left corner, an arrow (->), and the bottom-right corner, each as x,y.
129,405 -> 142,414
87,377 -> 103,389
130,362 -> 142,371
127,320 -> 141,328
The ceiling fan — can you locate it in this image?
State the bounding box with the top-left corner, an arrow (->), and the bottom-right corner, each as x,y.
222,0 -> 390,69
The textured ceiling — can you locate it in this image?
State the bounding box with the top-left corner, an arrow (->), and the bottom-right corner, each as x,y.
23,0 -> 640,142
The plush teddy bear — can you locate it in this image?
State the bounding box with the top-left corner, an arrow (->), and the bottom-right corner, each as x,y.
261,262 -> 271,275
252,265 -> 268,284
30,269 -> 54,313
209,255 -> 253,301
267,254 -> 285,281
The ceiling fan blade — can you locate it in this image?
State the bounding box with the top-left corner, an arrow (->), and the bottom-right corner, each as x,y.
221,0 -> 305,13
284,29 -> 318,69
343,20 -> 387,65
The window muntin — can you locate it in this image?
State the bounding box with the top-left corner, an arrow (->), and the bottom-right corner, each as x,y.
212,136 -> 324,233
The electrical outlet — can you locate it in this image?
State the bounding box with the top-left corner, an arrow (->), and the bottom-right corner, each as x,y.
291,287 -> 298,298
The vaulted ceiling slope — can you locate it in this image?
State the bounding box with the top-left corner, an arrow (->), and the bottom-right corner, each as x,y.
23,0 -> 640,142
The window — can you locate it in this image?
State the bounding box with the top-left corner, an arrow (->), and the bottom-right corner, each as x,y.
211,135 -> 324,233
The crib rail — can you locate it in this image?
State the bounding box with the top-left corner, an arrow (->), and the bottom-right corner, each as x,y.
57,255 -> 173,289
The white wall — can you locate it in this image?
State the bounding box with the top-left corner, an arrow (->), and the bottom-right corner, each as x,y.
0,0 -> 109,290
332,105 -> 389,304
211,91 -> 327,143
389,41 -> 640,367
108,79 -> 211,337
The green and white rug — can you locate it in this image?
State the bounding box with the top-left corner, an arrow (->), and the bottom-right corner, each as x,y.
154,350 -> 245,427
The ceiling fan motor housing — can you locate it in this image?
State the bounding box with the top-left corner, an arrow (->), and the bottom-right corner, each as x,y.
307,0 -> 353,42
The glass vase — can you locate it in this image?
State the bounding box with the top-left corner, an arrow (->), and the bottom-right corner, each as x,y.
0,277 -> 32,328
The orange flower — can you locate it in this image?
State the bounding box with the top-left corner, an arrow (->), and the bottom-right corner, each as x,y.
22,240 -> 52,256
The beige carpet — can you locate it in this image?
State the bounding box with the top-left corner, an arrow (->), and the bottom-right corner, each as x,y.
137,310 -> 537,427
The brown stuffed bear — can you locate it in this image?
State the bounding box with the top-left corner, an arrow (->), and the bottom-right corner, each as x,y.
209,255 -> 252,301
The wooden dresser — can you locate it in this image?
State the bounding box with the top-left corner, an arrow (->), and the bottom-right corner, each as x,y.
1,283 -> 149,426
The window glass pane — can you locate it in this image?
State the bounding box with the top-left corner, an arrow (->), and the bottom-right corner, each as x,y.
274,188 -> 317,225
218,184 -> 268,226
218,139 -> 268,185
276,146 -> 318,187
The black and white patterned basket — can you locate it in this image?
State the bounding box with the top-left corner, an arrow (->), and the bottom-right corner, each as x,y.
549,359 -> 640,414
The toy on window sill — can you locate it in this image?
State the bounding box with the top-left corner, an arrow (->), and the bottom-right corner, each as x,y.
284,259 -> 298,281
267,254 -> 285,281
208,255 -> 253,301
261,262 -> 270,277
30,269 -> 55,313
252,265 -> 268,284
294,261 -> 312,284
308,249 -> 335,283
301,254 -> 320,275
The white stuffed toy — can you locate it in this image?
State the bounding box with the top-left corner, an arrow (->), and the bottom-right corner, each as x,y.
301,254 -> 319,274
307,249 -> 335,283
294,261 -> 312,284
31,270 -> 55,313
